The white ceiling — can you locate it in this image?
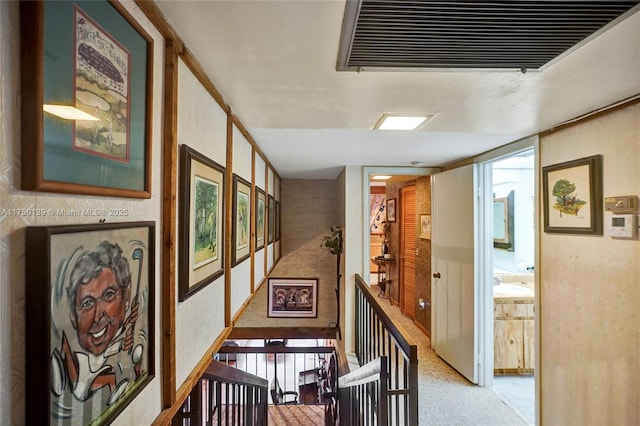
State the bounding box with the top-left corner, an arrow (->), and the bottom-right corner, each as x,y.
155,1 -> 640,179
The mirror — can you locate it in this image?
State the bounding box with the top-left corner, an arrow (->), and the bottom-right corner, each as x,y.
493,190 -> 514,251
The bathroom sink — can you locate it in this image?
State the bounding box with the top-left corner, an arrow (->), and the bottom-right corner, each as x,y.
493,283 -> 533,297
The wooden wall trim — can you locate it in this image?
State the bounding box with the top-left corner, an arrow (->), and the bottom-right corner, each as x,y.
160,39 -> 178,409
225,114 -> 234,327
540,94 -> 640,137
179,49 -> 230,113
250,148 -> 256,294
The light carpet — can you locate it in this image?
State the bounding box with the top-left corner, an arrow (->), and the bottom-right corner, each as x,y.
372,285 -> 530,426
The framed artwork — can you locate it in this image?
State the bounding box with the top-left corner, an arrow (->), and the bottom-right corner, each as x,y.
268,278 -> 318,318
25,221 -> 155,425
386,198 -> 397,222
268,194 -> 275,244
179,145 -> 225,301
232,174 -> 252,266
255,187 -> 266,251
543,155 -> 603,235
419,214 -> 431,239
369,193 -> 387,234
275,200 -> 281,242
20,0 -> 153,198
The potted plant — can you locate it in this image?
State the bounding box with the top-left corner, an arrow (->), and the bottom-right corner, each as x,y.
321,226 -> 343,339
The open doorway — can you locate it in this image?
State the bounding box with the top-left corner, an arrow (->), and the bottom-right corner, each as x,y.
489,149 -> 535,425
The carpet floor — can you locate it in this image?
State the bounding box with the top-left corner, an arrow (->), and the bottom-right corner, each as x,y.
372,285 -> 530,426
268,404 -> 325,426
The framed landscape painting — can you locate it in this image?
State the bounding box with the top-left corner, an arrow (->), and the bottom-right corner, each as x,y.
543,155 -> 602,235
179,145 -> 225,301
25,221 -> 155,425
268,278 -> 318,318
20,0 -> 153,198
233,174 -> 252,266
255,187 -> 266,251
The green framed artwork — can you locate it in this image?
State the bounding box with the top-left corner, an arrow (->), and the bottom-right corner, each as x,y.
255,187 -> 266,251
543,154 -> 603,235
25,221 -> 155,425
179,145 -> 225,301
20,0 -> 153,198
233,174 -> 252,266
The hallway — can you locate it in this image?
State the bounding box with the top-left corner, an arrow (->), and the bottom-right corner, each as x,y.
372,286 -> 529,425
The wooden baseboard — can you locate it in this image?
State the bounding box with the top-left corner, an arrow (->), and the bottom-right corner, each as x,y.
413,320 -> 430,338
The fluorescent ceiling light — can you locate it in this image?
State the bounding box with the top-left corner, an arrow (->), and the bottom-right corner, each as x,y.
372,175 -> 391,180
373,113 -> 434,130
43,104 -> 101,121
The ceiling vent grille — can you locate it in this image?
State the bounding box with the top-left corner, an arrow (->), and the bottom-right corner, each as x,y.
337,1 -> 640,71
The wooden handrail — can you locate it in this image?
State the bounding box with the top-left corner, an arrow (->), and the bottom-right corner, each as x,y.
353,274 -> 419,426
203,359 -> 268,388
355,274 -> 416,356
217,346 -> 335,354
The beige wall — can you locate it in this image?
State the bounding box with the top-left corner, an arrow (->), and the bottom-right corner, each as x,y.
235,179 -> 339,329
415,176 -> 432,334
0,2 -> 165,424
539,102 -> 639,425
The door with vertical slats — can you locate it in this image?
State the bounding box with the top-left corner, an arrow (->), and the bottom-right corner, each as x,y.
400,185 -> 416,318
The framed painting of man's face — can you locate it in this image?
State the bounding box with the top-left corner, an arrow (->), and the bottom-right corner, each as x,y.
26,221 -> 155,425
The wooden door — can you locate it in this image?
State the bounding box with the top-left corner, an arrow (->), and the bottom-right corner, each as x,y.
400,185 -> 417,318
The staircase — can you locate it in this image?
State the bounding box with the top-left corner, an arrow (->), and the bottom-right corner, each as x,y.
268,404 -> 325,425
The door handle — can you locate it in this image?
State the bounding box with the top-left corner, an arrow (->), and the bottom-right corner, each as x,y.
433,272 -> 441,279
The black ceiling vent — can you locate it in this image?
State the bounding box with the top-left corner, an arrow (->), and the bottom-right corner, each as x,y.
337,1 -> 640,71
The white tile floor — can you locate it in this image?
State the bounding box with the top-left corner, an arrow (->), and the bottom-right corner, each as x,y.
493,375 -> 535,425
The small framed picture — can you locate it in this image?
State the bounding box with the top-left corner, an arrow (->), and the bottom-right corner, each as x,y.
268,278 -> 318,318
255,187 -> 266,251
542,155 -> 603,235
419,214 -> 431,239
386,198 -> 397,222
232,174 -> 252,266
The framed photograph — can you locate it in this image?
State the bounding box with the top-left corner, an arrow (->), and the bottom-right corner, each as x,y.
419,214 -> 431,239
179,145 -> 225,301
543,155 -> 603,235
233,174 -> 252,266
20,0 -> 153,198
268,278 -> 318,318
386,198 -> 397,222
25,221 -> 155,425
268,195 -> 275,244
255,187 -> 266,251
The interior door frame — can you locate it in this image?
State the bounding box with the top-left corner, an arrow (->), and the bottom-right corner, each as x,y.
474,135 -> 538,389
361,166 -> 440,284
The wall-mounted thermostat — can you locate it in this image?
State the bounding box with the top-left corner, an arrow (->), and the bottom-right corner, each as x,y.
604,213 -> 637,238
605,196 -> 637,213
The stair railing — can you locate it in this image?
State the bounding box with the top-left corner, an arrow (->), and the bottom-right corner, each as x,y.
172,359 -> 268,425
216,345 -> 336,405
352,274 -> 419,426
337,356 -> 389,425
